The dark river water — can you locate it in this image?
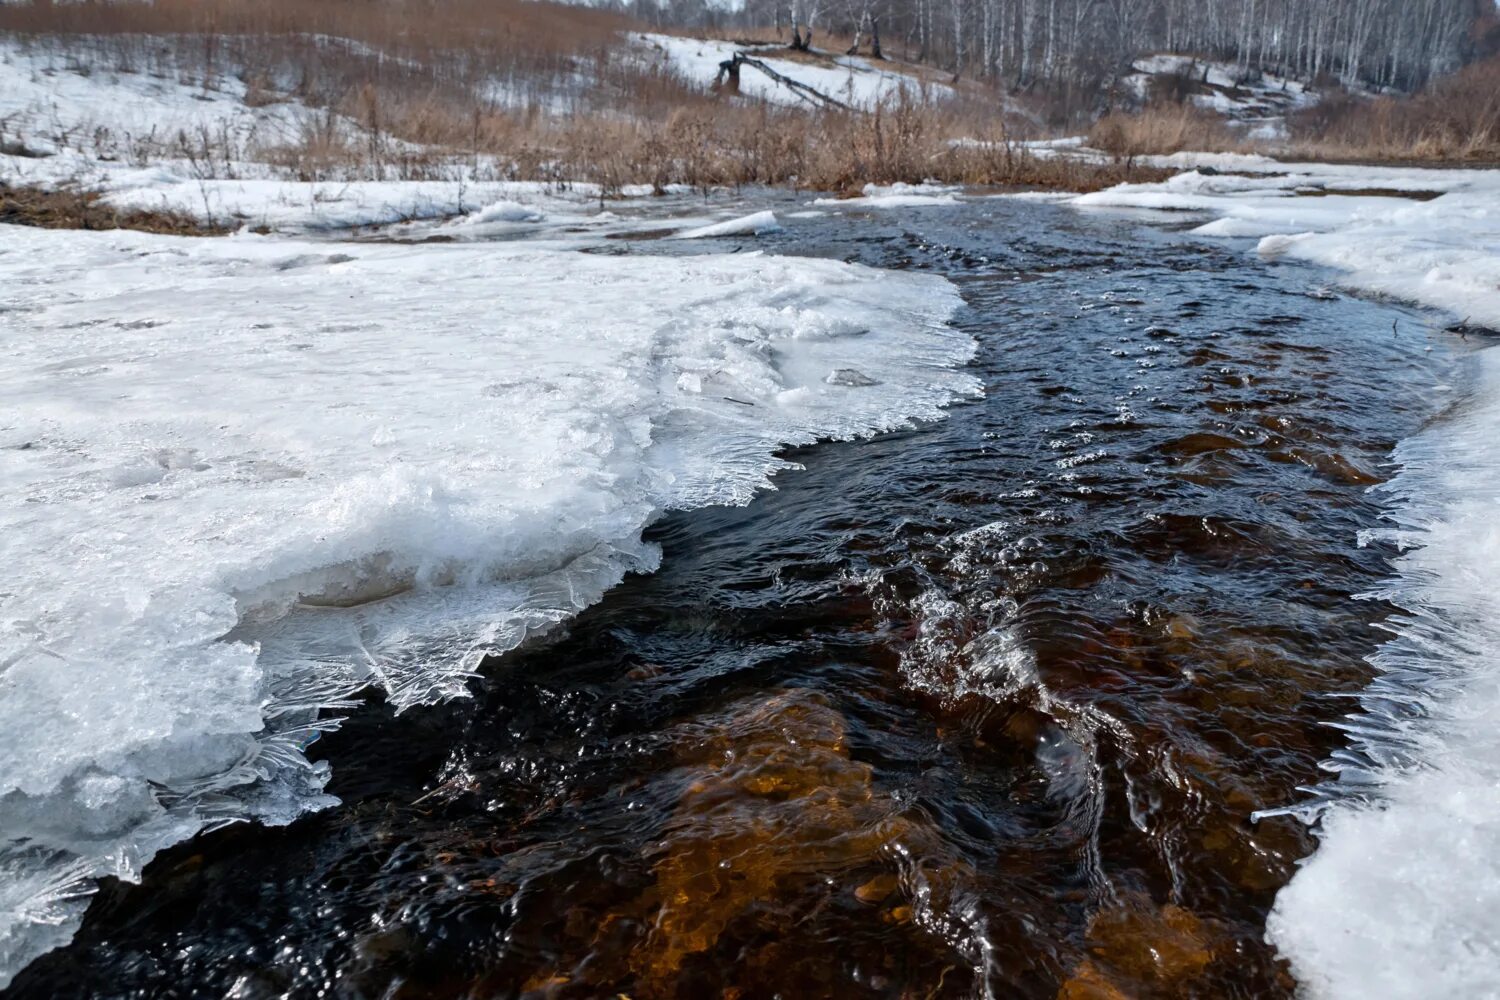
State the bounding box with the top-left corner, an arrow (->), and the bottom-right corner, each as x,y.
4,197 -> 1473,999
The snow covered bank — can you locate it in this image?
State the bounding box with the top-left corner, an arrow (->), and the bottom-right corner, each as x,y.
1071,163 -> 1500,330
0,35 -> 307,160
0,225 -> 978,985
1071,161 -> 1500,997
0,35 -> 693,234
1122,54 -> 1318,138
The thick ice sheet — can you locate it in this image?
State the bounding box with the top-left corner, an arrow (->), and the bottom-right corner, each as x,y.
0,225 -> 977,985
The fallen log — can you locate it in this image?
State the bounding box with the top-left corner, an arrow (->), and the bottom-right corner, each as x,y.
714,52 -> 852,110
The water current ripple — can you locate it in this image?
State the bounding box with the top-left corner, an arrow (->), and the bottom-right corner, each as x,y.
4,196 -> 1477,1000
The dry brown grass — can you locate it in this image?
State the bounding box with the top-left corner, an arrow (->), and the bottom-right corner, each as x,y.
1077,54 -> 1500,166
0,0 -> 632,70
0,0 -> 696,131
1285,57 -> 1500,162
484,97 -> 1171,198
0,181 -> 225,234
1087,104 -> 1244,160
0,0 -> 1169,198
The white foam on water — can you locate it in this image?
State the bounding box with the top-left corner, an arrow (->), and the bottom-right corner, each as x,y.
0,224 -> 978,985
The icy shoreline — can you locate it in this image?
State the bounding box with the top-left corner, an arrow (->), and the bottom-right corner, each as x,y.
1070,160 -> 1500,332
0,224 -> 978,986
1266,350 -> 1500,999
1067,158 -> 1500,998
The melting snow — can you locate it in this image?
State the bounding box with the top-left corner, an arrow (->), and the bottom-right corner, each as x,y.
1072,164 -> 1500,330
1265,351 -> 1500,998
1122,54 -> 1319,137
670,209 -> 783,239
0,37 -> 663,234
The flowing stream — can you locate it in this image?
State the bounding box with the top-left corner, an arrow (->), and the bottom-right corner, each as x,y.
4,196 -> 1477,999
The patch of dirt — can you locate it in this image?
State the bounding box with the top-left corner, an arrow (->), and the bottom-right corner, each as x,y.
1293,185 -> 1443,201
0,182 -> 226,235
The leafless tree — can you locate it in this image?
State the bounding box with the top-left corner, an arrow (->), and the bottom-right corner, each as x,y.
652,0 -> 1489,97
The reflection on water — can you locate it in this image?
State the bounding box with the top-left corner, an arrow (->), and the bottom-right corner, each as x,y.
5,197 -> 1473,999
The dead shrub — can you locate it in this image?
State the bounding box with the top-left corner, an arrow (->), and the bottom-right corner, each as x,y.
0,181 -> 225,234
240,73 -> 281,108
1287,56 -> 1500,161
801,100 -> 928,194
1089,104 -> 1241,158
1147,69 -> 1200,106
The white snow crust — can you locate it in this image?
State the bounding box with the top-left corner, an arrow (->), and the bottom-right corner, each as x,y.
0,225 -> 977,985
1266,349 -> 1500,999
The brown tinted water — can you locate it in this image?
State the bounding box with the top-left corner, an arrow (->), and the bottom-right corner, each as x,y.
4,197 -> 1472,1000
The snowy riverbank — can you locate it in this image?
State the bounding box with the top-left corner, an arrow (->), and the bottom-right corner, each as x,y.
0,225 -> 978,985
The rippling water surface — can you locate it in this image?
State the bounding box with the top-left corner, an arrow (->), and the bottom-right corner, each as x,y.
6,197 -> 1474,999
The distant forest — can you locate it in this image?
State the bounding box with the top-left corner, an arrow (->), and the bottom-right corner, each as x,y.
632,0 -> 1500,94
